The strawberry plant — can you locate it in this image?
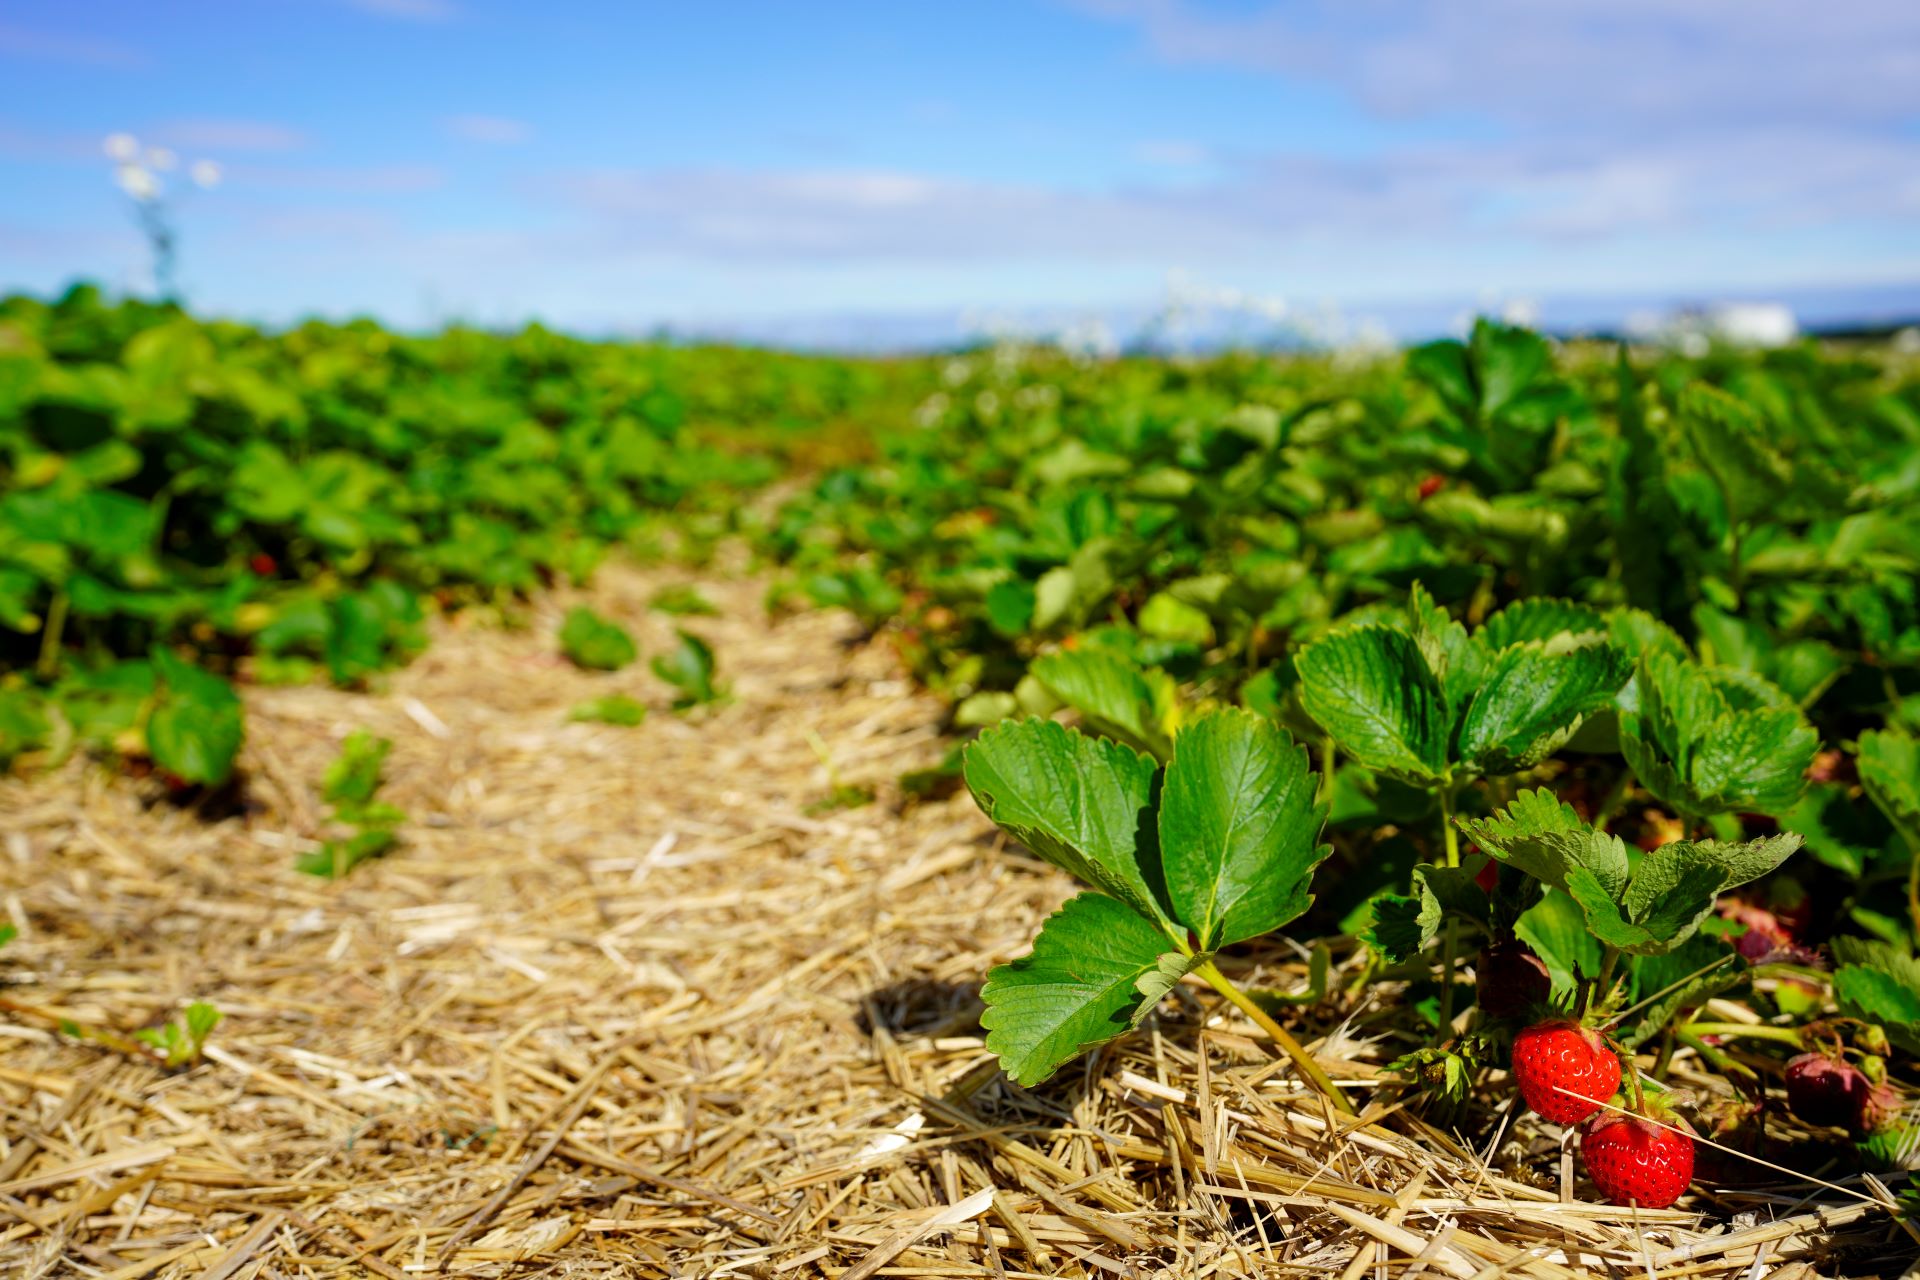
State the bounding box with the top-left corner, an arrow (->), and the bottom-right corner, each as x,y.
965,707 -> 1351,1109
296,729 -> 405,877
133,1001 -> 222,1069
651,628 -> 721,710
560,606 -> 637,672
570,693 -> 648,725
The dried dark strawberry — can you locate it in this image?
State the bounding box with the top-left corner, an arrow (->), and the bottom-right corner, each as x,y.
1476,941 -> 1550,1019
1784,1051 -> 1869,1130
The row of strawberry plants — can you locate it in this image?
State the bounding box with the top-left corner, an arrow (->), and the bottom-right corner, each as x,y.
762,325 -> 1920,1203
0,284 -> 922,784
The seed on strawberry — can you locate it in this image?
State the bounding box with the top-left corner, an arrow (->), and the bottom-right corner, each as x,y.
1512,1020 -> 1621,1125
1476,941 -> 1550,1019
1784,1051 -> 1869,1130
1581,1110 -> 1695,1208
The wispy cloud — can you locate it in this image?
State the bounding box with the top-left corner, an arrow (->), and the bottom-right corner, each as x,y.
543,120 -> 1920,270
443,115 -> 533,145
0,21 -> 148,68
1134,139 -> 1210,167
1071,1 -> 1920,130
154,118 -> 306,154
225,162 -> 446,194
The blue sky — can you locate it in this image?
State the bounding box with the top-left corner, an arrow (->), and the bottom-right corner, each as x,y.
2,0 -> 1917,339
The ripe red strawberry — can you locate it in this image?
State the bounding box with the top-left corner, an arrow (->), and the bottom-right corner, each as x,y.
1512,1020 -> 1621,1125
1473,857 -> 1498,895
1416,474 -> 1445,500
1476,940 -> 1550,1019
249,553 -> 277,576
1582,1109 -> 1695,1208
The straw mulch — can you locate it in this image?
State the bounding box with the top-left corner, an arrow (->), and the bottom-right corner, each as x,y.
0,563 -> 1912,1278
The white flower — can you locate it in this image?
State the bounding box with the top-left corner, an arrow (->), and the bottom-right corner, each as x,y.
115,164 -> 159,201
145,147 -> 177,171
190,160 -> 222,189
104,132 -> 140,161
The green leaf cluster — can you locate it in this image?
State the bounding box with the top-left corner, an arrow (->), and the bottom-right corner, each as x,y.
965,708 -> 1329,1085
560,606 -> 637,672
1293,586 -> 1630,785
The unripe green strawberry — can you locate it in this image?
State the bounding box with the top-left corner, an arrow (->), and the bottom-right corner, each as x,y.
1511,1020 -> 1621,1125
1581,1110 -> 1695,1208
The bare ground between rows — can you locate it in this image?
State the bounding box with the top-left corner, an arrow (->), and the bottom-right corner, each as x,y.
0,561 -> 1910,1279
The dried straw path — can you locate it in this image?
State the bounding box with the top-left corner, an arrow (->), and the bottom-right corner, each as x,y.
0,564 -> 1909,1278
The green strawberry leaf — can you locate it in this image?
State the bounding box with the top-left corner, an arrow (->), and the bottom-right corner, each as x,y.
1858,727 -> 1920,852
559,605 -> 637,672
1137,592 -> 1214,646
1031,648 -> 1176,761
1622,652 -> 1818,817
146,648 -> 243,786
651,628 -> 721,708
1680,383 -> 1793,528
1457,635 -> 1630,775
1476,598 -> 1607,652
322,729 -> 391,805
1689,706 -> 1819,815
1158,707 -> 1330,949
1407,583 -> 1483,722
1365,892 -> 1432,964
1568,832 -> 1803,956
1833,961 -> 1920,1056
1516,888 -> 1601,998
1294,625 -> 1447,784
1457,787 -> 1630,900
963,717 -> 1171,928
980,892 -> 1187,1087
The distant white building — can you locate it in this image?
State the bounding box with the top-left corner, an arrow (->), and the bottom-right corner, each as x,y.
1625,301 -> 1799,353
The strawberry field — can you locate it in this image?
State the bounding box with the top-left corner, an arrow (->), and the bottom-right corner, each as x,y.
4,284 -> 1920,1276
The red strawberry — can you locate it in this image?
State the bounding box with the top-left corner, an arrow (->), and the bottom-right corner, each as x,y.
1473,858 -> 1498,895
1512,1020 -> 1621,1125
1417,474 -> 1445,500
1476,941 -> 1551,1019
249,553 -> 278,576
1581,1109 -> 1695,1208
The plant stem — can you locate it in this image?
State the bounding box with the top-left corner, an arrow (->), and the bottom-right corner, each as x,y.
1623,1045 -> 1646,1112
1595,945 -> 1620,1007
1678,1021 -> 1805,1046
1319,735 -> 1336,807
1590,770 -> 1633,834
1905,830 -> 1920,948
1197,959 -> 1354,1115
1437,919 -> 1460,1036
1676,1031 -> 1759,1090
1434,780 -> 1462,1039
36,589 -> 68,680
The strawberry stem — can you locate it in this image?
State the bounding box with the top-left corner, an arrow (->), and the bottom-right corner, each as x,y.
1676,1021 -> 1804,1046
1196,959 -> 1355,1115
1436,781 -> 1461,1036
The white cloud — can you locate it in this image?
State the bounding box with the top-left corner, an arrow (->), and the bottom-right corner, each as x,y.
224,162 -> 446,194
154,118 -> 306,153
1071,1 -> 1920,129
443,115 -> 534,145
1134,139 -> 1210,167
0,22 -> 148,68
